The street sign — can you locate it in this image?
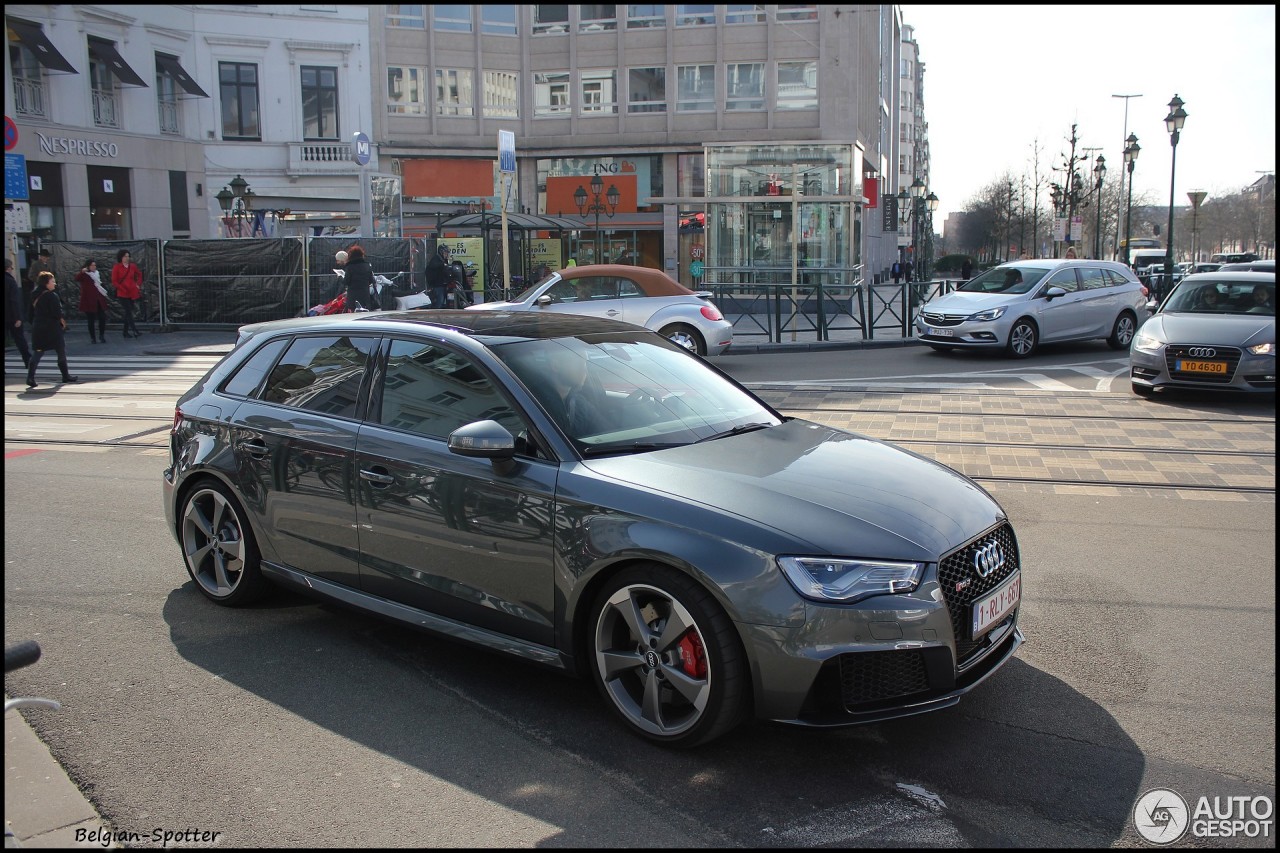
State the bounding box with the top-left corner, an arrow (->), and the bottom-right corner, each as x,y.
498,130 -> 516,173
5,200 -> 31,233
352,131 -> 371,166
4,116 -> 17,151
6,153 -> 29,200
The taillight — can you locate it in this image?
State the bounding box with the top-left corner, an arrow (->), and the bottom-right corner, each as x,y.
700,305 -> 723,321
172,408 -> 183,432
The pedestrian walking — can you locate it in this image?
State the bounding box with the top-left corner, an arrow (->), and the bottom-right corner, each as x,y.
5,257 -> 33,371
425,244 -> 451,309
25,248 -> 53,322
961,257 -> 974,281
111,249 -> 143,338
904,260 -> 914,283
77,259 -> 111,343
891,261 -> 902,284
342,245 -> 375,311
26,271 -> 78,389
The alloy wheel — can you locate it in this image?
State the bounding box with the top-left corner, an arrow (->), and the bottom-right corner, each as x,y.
182,487 -> 249,599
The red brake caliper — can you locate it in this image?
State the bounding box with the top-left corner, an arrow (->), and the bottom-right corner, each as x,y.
676,631 -> 708,679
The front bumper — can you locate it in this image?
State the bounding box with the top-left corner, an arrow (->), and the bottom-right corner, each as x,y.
1130,346 -> 1277,393
914,315 -> 1010,349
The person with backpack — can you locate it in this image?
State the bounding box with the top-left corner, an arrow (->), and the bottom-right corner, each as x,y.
891,260 -> 902,284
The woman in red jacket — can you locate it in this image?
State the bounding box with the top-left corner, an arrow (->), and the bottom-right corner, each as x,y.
111,249 -> 143,338
76,258 -> 110,343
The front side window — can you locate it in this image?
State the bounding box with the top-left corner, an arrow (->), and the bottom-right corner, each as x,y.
433,5 -> 473,32
261,336 -> 378,419
483,70 -> 519,118
777,61 -> 817,110
378,340 -> 522,440
1079,267 -> 1108,290
301,65 -> 339,140
580,69 -> 617,114
628,67 -> 666,113
435,68 -> 475,116
725,63 -> 764,111
1040,269 -> 1080,294
676,64 -> 715,112
533,5 -> 570,35
388,66 -> 428,114
534,72 -> 571,116
220,61 -> 260,140
386,4 -> 425,28
482,5 -> 518,35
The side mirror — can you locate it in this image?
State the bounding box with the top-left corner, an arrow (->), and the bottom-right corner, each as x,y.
1146,299 -> 1159,312
449,420 -> 518,474
1043,286 -> 1067,300
535,294 -> 553,307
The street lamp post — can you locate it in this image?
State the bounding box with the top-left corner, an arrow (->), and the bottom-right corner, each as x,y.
1123,133 -> 1140,268
925,191 -> 939,278
1162,94 -> 1188,300
910,176 -> 925,281
215,174 -> 255,238
574,173 -> 620,264
896,187 -> 912,270
1111,93 -> 1143,260
1187,190 -> 1208,263
1092,155 -> 1106,259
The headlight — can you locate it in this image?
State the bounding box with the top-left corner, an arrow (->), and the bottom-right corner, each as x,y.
1247,342 -> 1276,356
778,556 -> 925,603
1133,334 -> 1164,353
966,306 -> 1006,322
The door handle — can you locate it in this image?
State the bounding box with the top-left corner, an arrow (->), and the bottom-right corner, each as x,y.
360,468 -> 395,486
241,440 -> 269,457
606,309 -> 620,316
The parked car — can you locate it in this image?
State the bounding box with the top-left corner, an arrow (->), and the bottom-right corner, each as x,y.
1217,259 -> 1275,274
1130,272 -> 1276,395
468,264 -> 733,356
165,310 -> 1025,748
1188,262 -> 1223,275
915,258 -> 1147,357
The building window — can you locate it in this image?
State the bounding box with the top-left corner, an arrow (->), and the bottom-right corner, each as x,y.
580,69 -> 617,114
777,4 -> 818,21
88,39 -> 121,129
8,40 -> 47,118
675,5 -> 715,26
220,62 -> 260,139
676,65 -> 715,112
386,4 -> 424,27
725,4 -> 765,24
899,154 -> 909,175
900,123 -> 911,143
901,90 -> 912,111
776,61 -> 817,110
156,64 -> 181,134
901,58 -> 912,79
534,72 -> 571,115
725,63 -> 763,111
579,4 -> 617,32
301,66 -> 339,140
481,5 -> 518,35
433,5 -> 472,33
387,66 -> 428,114
435,69 -> 475,116
483,71 -> 519,117
627,4 -> 665,28
533,5 -> 569,35
628,67 -> 666,113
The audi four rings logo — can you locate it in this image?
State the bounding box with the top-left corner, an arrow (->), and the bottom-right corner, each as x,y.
973,541 -> 1005,578
1187,347 -> 1217,358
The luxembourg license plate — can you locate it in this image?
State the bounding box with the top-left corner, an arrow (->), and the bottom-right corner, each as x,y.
1176,359 -> 1227,374
971,572 -> 1021,638
927,327 -> 954,337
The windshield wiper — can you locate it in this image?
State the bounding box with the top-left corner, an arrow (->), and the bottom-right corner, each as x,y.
693,422 -> 774,444
579,442 -> 686,457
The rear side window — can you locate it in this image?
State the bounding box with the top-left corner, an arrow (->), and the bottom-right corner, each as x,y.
221,338 -> 288,398
260,335 -> 379,419
1103,269 -> 1131,286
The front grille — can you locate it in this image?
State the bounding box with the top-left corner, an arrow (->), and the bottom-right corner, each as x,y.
920,311 -> 967,327
1164,345 -> 1242,384
937,523 -> 1020,665
839,649 -> 930,709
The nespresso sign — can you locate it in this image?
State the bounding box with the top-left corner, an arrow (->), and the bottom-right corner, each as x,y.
37,132 -> 120,159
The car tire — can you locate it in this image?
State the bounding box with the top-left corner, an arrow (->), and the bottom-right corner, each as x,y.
179,480 -> 269,606
659,324 -> 706,356
1005,318 -> 1038,358
1107,311 -> 1137,349
1132,382 -> 1154,397
589,565 -> 749,748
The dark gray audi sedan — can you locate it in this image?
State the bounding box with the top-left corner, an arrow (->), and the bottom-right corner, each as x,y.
164,311 -> 1024,747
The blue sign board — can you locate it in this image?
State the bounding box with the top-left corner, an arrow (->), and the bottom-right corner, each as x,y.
498,130 -> 516,174
5,153 -> 29,200
352,132 -> 371,166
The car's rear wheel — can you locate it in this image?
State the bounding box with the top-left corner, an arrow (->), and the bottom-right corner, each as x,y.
1006,318 -> 1038,358
590,565 -> 748,748
180,481 -> 268,606
659,324 -> 705,356
1108,311 -> 1137,349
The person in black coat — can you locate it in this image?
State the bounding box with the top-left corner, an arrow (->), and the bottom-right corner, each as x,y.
26,271 -> 78,388
425,244 -> 451,309
5,257 -> 32,370
343,245 -> 375,312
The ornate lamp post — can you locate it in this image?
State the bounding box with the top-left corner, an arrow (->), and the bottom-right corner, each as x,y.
909,176 -> 926,281
1092,155 -> 1106,259
1187,190 -> 1208,263
574,172 -> 620,264
1162,94 -> 1188,298
925,191 -> 939,277
1049,184 -> 1064,258
1123,133 -> 1140,268
216,174 -> 255,238
896,187 -> 912,270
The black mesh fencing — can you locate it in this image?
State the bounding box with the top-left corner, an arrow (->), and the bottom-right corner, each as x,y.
162,238 -> 305,325
48,240 -> 161,325
305,237 -> 422,311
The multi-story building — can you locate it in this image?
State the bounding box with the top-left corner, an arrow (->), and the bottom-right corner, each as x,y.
896,22 -> 932,267
7,5 -> 927,286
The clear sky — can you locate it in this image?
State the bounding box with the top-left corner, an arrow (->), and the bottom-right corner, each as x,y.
901,4 -> 1276,225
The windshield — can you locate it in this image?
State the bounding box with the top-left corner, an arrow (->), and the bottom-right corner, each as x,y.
956,265 -> 1050,295
1162,279 -> 1275,316
493,334 -> 781,455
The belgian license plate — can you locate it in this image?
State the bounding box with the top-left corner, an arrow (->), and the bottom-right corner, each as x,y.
972,572 -> 1021,638
1176,359 -> 1227,374
927,327 -> 954,337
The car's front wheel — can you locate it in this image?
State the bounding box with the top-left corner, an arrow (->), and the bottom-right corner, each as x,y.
1108,311 -> 1137,349
1006,318 -> 1038,358
180,481 -> 268,606
659,324 -> 706,356
590,566 -> 748,748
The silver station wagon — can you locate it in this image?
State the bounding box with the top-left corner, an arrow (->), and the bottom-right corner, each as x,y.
165,311 -> 1024,747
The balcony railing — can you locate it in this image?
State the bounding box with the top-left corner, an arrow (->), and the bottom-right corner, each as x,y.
158,100 -> 180,135
12,77 -> 46,118
92,89 -> 119,128
287,142 -> 358,175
